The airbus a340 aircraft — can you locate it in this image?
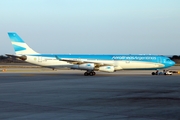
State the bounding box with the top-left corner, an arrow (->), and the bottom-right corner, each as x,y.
6,32 -> 175,76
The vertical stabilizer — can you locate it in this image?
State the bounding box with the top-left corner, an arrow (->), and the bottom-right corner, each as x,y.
8,32 -> 38,55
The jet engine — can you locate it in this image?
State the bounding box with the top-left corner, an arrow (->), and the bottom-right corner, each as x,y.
98,66 -> 115,72
19,55 -> 27,61
72,63 -> 95,70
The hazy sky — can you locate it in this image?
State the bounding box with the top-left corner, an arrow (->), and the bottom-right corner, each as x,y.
1,0 -> 180,55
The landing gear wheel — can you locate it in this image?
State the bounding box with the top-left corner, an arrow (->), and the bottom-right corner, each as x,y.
84,72 -> 89,76
152,72 -> 155,75
92,72 -> 96,76
84,71 -> 96,76
89,72 -> 94,76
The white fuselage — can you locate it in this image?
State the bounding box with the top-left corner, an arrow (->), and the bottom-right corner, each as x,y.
25,55 -> 165,70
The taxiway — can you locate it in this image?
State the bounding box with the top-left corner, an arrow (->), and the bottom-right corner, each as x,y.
0,67 -> 180,119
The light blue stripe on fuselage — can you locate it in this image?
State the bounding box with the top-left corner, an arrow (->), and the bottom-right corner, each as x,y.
28,54 -> 165,63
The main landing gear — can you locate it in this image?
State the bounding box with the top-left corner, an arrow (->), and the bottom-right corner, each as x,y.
84,71 -> 96,76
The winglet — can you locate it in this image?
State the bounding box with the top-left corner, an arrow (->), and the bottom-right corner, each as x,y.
55,55 -> 59,60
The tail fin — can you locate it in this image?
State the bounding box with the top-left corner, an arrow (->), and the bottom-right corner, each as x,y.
8,32 -> 38,55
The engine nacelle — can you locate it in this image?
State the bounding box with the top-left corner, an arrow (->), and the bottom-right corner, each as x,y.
98,66 -> 115,72
72,63 -> 95,70
19,55 -> 27,61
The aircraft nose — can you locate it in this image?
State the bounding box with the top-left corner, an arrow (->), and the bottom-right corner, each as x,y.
170,60 -> 175,66
165,59 -> 175,67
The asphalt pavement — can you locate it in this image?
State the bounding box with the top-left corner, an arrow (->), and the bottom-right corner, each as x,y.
0,70 -> 180,119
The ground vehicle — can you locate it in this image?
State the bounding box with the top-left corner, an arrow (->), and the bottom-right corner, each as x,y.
152,70 -> 172,75
164,70 -> 173,75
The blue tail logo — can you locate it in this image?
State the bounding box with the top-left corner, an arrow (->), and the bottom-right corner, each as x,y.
8,32 -> 38,54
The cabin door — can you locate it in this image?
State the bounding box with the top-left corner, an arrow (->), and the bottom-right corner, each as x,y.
38,57 -> 42,62
158,57 -> 162,64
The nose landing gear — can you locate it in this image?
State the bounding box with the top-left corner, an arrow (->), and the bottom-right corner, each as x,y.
84,71 -> 96,76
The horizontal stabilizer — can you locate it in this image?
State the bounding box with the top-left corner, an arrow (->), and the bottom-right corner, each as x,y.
6,54 -> 27,61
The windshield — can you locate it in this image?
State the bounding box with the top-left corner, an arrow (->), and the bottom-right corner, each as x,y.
166,59 -> 171,61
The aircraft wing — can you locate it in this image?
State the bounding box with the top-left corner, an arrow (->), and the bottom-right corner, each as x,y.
55,56 -> 111,66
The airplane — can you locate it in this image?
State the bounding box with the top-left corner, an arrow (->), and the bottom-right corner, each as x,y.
6,32 -> 175,76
